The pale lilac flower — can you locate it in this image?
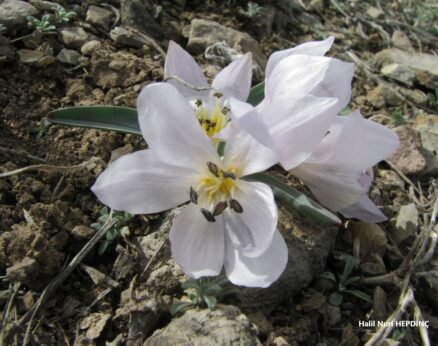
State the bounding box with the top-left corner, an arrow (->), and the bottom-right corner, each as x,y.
291,110 -> 399,222
92,82 -> 287,288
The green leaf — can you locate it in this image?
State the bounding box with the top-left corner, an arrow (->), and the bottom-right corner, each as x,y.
343,289 -> 371,303
98,241 -> 109,255
344,276 -> 361,287
170,301 -> 194,316
318,271 -> 337,283
329,292 -> 343,306
46,106 -> 141,135
247,82 -> 264,106
340,256 -> 355,284
245,173 -> 341,226
182,279 -> 200,290
203,295 -> 217,309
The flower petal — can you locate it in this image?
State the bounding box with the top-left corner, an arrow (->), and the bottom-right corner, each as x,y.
258,94 -> 339,170
292,164 -> 364,211
91,150 -> 194,214
265,55 -> 354,112
170,204 -> 225,278
164,41 -> 209,100
265,36 -> 334,78
223,121 -> 278,176
137,82 -> 218,170
306,110 -> 400,171
225,181 -> 277,257
224,229 -> 288,288
341,195 -> 387,222
212,53 -> 252,101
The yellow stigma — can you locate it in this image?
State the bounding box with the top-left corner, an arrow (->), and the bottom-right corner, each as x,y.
197,166 -> 239,205
195,101 -> 228,138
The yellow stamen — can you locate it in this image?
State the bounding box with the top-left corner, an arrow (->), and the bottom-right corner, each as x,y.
195,101 -> 228,138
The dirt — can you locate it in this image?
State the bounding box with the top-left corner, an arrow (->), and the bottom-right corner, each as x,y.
0,0 -> 437,345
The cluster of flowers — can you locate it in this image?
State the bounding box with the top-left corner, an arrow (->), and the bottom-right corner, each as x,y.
92,37 -> 399,288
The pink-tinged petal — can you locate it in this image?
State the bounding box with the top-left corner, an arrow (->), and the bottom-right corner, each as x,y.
265,55 -> 354,111
265,36 -> 334,78
224,229 -> 288,288
292,164 -> 364,211
225,181 -> 277,258
170,204 -> 225,278
229,98 -> 279,154
223,122 -> 278,176
341,195 -> 387,222
91,150 -> 194,214
137,82 -> 218,170
212,53 -> 252,101
258,95 -> 339,170
164,41 -> 209,100
306,111 -> 400,170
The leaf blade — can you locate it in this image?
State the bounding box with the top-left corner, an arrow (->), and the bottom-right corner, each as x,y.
247,82 -> 265,106
245,173 -> 342,226
46,106 -> 141,135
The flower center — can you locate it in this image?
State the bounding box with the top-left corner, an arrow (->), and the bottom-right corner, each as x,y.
194,98 -> 229,138
190,162 -> 243,222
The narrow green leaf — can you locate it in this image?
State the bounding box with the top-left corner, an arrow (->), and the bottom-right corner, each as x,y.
170,301 -> 194,316
318,271 -> 337,283
343,289 -> 371,303
203,295 -> 217,309
329,292 -> 343,306
245,173 -> 341,226
247,82 -> 264,106
46,106 -> 141,135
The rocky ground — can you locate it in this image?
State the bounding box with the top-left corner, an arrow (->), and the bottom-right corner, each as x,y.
0,0 -> 437,345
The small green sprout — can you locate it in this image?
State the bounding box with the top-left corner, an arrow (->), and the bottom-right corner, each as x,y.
171,275 -> 238,316
27,14 -> 56,33
90,207 -> 132,255
242,2 -> 263,17
319,256 -> 371,306
54,5 -> 76,24
391,109 -> 407,127
0,24 -> 6,34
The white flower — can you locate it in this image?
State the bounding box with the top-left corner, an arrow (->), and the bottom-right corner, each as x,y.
91,82 -> 287,288
292,111 -> 399,222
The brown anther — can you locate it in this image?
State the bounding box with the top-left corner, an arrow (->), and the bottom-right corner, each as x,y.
201,208 -> 216,222
213,201 -> 228,216
222,170 -> 236,180
195,99 -> 203,107
205,119 -> 211,125
229,199 -> 243,213
210,122 -> 216,127
222,107 -> 230,114
189,186 -> 198,204
213,92 -> 223,98
207,161 -> 220,177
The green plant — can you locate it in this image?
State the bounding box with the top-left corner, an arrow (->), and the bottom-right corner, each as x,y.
0,24 -> 6,34
90,207 -> 132,255
171,275 -> 238,315
242,2 -> 263,17
319,256 -> 371,306
391,108 -> 407,126
27,14 -> 56,33
54,5 -> 76,23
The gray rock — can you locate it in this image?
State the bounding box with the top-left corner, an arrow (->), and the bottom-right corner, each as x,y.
120,0 -> 162,38
375,48 -> 438,89
399,88 -> 428,106
57,48 -> 81,65
144,305 -> 261,346
366,84 -> 403,108
86,5 -> 113,30
366,6 -> 384,19
392,203 -> 418,244
80,40 -> 102,56
58,27 -> 89,49
188,19 -> 267,72
0,44 -> 15,60
18,49 -> 44,64
28,0 -> 59,11
389,125 -> 427,175
110,26 -> 144,48
391,30 -> 414,51
0,0 -> 38,30
381,63 -> 415,86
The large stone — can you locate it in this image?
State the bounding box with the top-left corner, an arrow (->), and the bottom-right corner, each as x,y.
110,26 -> 144,48
394,203 -> 418,244
0,0 -> 38,30
57,48 -> 81,65
120,0 -> 162,38
381,64 -> 415,86
389,125 -> 427,175
58,27 -> 89,49
366,84 -> 403,108
375,48 -> 438,89
86,5 -> 113,30
187,19 -> 267,72
391,30 -> 414,51
144,305 -> 261,346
